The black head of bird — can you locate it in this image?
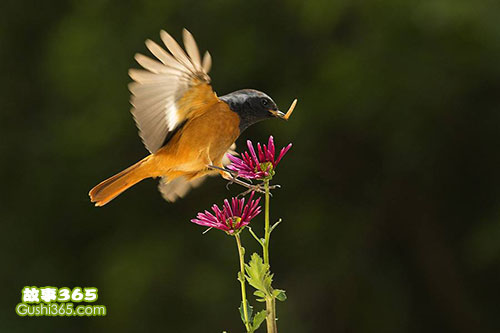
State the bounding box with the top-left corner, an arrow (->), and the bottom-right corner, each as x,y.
220,89 -> 289,132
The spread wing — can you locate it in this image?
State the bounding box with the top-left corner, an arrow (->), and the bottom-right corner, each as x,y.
129,29 -> 217,153
158,144 -> 237,202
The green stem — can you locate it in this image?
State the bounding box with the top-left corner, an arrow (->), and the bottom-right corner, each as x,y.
262,179 -> 278,332
248,227 -> 263,246
265,297 -> 278,333
270,218 -> 282,234
235,234 -> 251,332
263,179 -> 271,266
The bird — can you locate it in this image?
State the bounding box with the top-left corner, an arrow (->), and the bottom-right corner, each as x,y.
89,29 -> 297,206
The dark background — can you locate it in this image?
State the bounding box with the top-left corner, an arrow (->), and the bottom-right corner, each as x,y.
1,0 -> 500,332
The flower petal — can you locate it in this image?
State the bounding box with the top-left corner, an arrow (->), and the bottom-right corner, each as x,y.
247,140 -> 260,166
275,143 -> 292,166
267,136 -> 275,161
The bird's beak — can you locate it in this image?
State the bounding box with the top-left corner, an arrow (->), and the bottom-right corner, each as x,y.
270,99 -> 298,120
272,110 -> 287,118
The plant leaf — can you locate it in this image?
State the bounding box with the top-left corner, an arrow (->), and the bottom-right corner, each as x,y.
273,289 -> 287,301
239,300 -> 253,324
245,253 -> 272,296
252,310 -> 267,331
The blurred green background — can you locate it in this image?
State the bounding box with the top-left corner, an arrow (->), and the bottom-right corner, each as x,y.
2,0 -> 500,332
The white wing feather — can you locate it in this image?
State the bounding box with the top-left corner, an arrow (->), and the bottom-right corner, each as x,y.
129,29 -> 212,153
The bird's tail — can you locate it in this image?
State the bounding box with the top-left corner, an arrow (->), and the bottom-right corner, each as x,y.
89,157 -> 151,206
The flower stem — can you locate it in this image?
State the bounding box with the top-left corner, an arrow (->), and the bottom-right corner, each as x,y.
235,234 -> 251,332
248,227 -> 263,246
265,297 -> 278,333
262,179 -> 278,333
263,179 -> 271,266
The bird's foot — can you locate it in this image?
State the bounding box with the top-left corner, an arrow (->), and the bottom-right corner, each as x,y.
207,164 -> 257,191
236,183 -> 281,198
207,164 -> 280,196
226,177 -> 266,194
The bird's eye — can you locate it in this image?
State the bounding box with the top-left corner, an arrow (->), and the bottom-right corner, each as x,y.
261,99 -> 269,107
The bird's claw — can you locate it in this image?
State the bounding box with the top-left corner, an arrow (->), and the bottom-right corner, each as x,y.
237,186 -> 266,198
236,183 -> 281,197
207,164 -> 281,196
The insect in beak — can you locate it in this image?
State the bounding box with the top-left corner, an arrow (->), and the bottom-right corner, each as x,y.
273,99 -> 297,120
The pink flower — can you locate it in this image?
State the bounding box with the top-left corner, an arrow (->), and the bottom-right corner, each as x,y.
191,192 -> 262,234
227,136 -> 292,179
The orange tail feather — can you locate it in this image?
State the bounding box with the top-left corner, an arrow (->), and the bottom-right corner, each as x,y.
89,157 -> 150,206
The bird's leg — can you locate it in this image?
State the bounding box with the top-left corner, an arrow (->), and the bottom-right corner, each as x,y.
208,165 -> 256,189
207,164 -> 268,194
207,165 -> 281,194
207,164 -> 239,177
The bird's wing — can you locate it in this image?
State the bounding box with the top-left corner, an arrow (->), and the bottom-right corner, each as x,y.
158,144 -> 237,202
129,29 -> 216,153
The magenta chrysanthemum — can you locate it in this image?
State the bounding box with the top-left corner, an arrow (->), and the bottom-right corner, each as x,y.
226,136 -> 292,179
191,192 -> 262,234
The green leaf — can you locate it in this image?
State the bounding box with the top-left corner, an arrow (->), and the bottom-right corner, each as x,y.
273,289 -> 287,301
239,300 -> 253,324
253,290 -> 266,302
252,310 -> 267,331
245,253 -> 272,296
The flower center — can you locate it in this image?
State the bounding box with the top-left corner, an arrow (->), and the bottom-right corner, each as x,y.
256,162 -> 275,179
226,216 -> 241,230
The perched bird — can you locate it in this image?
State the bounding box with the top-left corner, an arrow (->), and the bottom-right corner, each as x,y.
89,29 -> 296,206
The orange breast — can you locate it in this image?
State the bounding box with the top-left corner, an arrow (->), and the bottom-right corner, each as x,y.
151,101 -> 240,175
